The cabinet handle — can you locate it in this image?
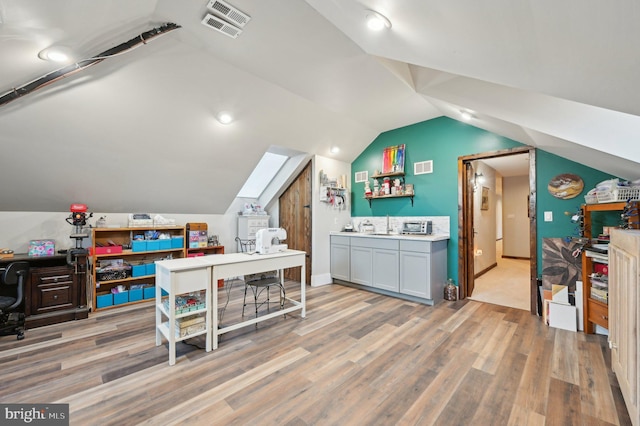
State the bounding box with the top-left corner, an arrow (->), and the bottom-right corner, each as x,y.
53,295 -> 58,300
602,315 -> 608,320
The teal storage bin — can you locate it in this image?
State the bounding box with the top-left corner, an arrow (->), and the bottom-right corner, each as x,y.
113,291 -> 129,305
132,240 -> 147,252
159,239 -> 171,250
171,237 -> 184,248
143,286 -> 156,299
161,288 -> 169,297
132,264 -> 146,277
129,288 -> 143,302
96,293 -> 113,309
146,263 -> 156,275
147,240 -> 160,251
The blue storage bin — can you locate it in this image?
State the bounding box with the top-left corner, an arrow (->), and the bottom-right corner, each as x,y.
159,239 -> 171,250
132,240 -> 147,252
129,288 -> 143,302
161,288 -> 169,297
96,293 -> 113,309
132,264 -> 147,277
146,262 -> 156,275
171,237 -> 184,248
147,240 -> 160,251
143,286 -> 156,299
113,291 -> 129,305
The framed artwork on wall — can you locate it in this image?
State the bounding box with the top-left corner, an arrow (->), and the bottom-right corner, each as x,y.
382,144 -> 405,174
481,186 -> 489,210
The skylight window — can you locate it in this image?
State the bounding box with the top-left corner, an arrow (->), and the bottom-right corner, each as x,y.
237,152 -> 288,198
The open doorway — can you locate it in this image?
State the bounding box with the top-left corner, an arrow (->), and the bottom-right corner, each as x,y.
458,147 -> 538,314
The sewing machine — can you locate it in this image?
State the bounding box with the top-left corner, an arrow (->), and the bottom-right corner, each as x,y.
255,228 -> 288,254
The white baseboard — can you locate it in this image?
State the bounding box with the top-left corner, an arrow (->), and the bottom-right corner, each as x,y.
311,273 -> 332,287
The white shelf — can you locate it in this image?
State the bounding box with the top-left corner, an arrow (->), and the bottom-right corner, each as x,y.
157,322 -> 208,342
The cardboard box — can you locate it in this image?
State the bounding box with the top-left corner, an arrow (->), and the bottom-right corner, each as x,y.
28,240 -> 55,257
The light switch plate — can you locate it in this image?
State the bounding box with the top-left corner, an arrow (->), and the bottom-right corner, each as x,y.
544,211 -> 553,222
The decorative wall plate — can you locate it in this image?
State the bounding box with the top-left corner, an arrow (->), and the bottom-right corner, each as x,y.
548,173 -> 584,199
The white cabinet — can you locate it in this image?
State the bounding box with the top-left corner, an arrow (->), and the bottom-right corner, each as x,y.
609,229 -> 640,426
330,233 -> 447,304
330,235 -> 350,281
350,239 -> 373,286
399,240 -> 447,303
372,239 -> 400,292
237,215 -> 270,240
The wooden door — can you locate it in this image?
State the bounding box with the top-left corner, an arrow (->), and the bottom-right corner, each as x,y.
279,161 -> 312,284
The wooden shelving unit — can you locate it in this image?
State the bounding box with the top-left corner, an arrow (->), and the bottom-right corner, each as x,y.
91,226 -> 186,311
367,171 -> 414,207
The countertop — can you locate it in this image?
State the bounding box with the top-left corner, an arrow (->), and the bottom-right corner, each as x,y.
330,231 -> 450,242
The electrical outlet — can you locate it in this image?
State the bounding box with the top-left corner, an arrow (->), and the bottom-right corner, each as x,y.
544,211 -> 553,222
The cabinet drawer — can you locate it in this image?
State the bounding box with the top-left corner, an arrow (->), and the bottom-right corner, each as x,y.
38,284 -> 73,310
330,235 -> 350,246
37,272 -> 73,285
350,237 -> 398,250
587,299 -> 609,328
400,240 -> 432,253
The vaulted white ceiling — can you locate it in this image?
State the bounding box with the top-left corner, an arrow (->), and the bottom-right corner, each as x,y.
0,0 -> 637,214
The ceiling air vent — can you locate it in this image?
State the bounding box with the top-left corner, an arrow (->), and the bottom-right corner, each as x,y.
355,171 -> 368,183
414,160 -> 433,175
207,0 -> 251,28
201,13 -> 242,39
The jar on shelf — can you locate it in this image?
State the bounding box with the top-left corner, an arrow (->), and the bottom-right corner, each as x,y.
444,278 -> 457,301
383,177 -> 391,195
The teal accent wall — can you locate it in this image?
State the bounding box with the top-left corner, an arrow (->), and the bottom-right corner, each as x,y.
351,116 -> 617,282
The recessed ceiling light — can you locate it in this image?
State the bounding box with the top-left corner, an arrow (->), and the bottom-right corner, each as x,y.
330,146 -> 340,154
365,10 -> 392,31
460,110 -> 474,121
38,46 -> 72,63
216,111 -> 233,124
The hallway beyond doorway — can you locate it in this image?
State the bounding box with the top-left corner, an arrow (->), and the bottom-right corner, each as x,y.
469,240 -> 529,310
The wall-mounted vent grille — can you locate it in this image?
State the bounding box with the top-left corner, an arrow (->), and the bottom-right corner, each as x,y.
201,13 -> 242,38
355,171 -> 368,183
207,0 -> 251,28
414,160 -> 433,175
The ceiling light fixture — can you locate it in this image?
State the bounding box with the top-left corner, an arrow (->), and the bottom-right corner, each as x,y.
38,46 -> 72,63
461,110 -> 474,121
216,111 -> 233,124
330,146 -> 340,154
365,10 -> 392,31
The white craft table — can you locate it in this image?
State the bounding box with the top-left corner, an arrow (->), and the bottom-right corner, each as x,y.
155,250 -> 306,364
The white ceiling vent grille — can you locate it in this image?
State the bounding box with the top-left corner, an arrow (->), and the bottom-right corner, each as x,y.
207,0 -> 251,28
414,160 -> 433,175
355,171 -> 368,183
201,13 -> 242,39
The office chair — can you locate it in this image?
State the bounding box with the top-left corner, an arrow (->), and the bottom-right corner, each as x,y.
0,261 -> 29,340
235,237 -> 285,318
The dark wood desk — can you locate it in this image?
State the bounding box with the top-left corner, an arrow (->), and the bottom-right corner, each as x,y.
0,253 -> 89,328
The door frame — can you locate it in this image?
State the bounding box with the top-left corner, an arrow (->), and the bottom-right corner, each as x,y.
457,146 -> 538,314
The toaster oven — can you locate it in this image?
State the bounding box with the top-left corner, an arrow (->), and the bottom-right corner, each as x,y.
401,221 -> 432,235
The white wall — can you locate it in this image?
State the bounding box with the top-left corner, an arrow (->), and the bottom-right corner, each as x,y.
502,175 -> 530,258
0,211 -> 239,254
312,155 -> 351,286
473,162 -> 497,274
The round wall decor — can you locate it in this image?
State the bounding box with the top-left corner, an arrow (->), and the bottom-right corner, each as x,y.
548,173 -> 584,199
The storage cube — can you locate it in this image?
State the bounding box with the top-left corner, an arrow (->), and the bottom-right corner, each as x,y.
146,262 -> 156,275
132,240 -> 147,252
171,236 -> 184,248
143,286 -> 156,299
147,240 -> 160,251
159,239 -> 171,250
113,291 -> 129,305
96,292 -> 113,309
129,288 -> 143,302
132,264 -> 147,277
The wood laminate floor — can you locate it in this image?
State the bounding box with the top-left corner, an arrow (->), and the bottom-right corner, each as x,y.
0,281 -> 632,426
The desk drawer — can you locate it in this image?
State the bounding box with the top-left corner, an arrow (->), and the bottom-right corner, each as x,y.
587,299 -> 608,329
31,266 -> 76,314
